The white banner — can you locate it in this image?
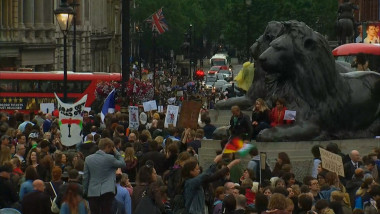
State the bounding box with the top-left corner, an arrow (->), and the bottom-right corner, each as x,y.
55,94 -> 87,147
129,106 -> 139,130
164,105 -> 179,128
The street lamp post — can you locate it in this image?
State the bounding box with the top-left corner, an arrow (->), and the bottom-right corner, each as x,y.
245,0 -> 252,62
70,0 -> 79,73
136,26 -> 143,80
152,31 -> 157,99
188,24 -> 193,81
54,0 -> 74,103
170,49 -> 174,84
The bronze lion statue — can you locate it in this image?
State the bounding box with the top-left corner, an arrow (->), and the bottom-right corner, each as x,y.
253,21 -> 380,141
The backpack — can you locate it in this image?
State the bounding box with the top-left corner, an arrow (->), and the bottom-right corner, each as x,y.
354,196 -> 363,209
171,194 -> 188,214
134,187 -> 161,214
166,167 -> 181,200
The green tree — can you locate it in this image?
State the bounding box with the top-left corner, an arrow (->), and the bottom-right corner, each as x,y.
130,0 -> 338,59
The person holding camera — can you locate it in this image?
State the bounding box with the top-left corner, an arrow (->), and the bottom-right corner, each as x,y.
83,137 -> 126,214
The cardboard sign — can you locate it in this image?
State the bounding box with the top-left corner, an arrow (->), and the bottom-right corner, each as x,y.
164,105 -> 179,128
319,148 -> 345,177
55,94 -> 87,147
178,101 -> 202,129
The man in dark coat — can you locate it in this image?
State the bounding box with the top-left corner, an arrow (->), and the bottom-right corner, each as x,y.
21,179 -> 52,214
344,150 -> 362,183
229,105 -> 252,140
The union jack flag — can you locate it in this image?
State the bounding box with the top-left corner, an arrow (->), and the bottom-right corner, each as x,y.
146,8 -> 169,34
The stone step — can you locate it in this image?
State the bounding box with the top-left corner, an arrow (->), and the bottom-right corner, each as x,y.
198,138 -> 379,181
207,110 -> 251,127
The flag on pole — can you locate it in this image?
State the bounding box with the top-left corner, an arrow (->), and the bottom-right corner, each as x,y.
101,89 -> 115,123
146,7 -> 169,34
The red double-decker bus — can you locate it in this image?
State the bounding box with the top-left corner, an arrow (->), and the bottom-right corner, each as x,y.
0,71 -> 121,113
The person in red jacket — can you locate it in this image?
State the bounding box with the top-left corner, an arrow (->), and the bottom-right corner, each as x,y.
270,98 -> 292,127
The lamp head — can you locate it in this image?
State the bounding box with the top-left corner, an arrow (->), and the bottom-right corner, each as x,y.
54,0 -> 75,34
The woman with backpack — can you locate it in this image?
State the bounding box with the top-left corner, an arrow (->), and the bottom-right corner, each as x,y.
181,154 -> 240,214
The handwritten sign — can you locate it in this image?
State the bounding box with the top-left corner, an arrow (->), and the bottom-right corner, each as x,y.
319,147 -> 345,177
178,101 -> 202,129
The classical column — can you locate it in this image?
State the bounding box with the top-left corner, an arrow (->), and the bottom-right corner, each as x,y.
18,0 -> 24,29
34,0 -> 43,28
43,0 -> 53,27
0,1 -> 3,41
23,0 -> 34,28
3,0 -> 9,41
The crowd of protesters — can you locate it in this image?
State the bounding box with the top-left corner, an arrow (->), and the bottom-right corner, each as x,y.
0,107 -> 380,214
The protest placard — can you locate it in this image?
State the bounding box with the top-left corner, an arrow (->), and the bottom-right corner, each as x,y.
158,106 -> 164,113
319,147 -> 345,177
164,105 -> 179,128
129,106 -> 139,130
143,100 -> 157,112
284,110 -> 296,120
178,101 -> 202,129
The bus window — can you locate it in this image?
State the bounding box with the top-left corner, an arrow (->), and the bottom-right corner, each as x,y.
82,81 -> 91,92
50,81 -> 62,93
0,80 -> 15,92
40,80 -> 50,93
19,81 -> 34,92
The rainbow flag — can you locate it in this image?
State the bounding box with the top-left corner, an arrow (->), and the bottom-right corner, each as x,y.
223,137 -> 254,157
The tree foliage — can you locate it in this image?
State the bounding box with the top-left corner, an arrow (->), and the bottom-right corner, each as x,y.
130,0 -> 338,58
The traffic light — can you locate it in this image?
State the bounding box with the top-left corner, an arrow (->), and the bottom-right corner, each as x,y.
195,69 -> 205,80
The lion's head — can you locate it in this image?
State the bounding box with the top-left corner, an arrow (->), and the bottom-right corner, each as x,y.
257,21 -> 349,123
250,21 -> 285,61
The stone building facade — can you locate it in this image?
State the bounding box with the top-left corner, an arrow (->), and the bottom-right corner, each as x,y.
0,0 -> 123,73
